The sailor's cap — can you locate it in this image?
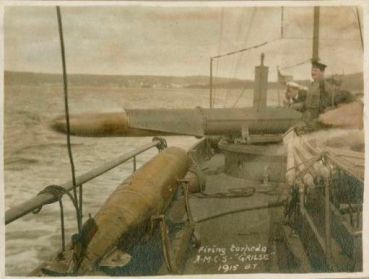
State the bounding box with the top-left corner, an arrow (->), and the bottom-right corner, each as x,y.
311,59 -> 327,71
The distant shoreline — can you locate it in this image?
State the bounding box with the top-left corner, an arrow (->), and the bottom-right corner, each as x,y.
4,70 -> 363,92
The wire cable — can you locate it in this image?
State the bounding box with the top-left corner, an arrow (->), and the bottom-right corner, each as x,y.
223,8 -> 257,108
354,7 -> 364,51
195,201 -> 284,223
56,6 -> 82,234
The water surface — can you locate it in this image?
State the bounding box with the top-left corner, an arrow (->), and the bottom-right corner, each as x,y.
4,84 -> 280,275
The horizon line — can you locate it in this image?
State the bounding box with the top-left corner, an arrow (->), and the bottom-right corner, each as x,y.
4,69 -> 364,82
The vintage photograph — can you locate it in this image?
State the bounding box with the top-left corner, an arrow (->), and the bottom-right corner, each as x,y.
3,1 -> 366,276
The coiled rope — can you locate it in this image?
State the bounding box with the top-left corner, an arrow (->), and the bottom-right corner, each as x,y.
193,186 -> 256,199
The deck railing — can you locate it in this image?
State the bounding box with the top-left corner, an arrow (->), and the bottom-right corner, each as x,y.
5,139 -> 164,225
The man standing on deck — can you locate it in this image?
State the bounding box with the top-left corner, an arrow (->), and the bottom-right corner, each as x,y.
295,60 -> 333,132
303,60 -> 332,121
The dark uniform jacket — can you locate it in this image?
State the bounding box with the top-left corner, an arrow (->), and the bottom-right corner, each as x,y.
303,79 -> 332,121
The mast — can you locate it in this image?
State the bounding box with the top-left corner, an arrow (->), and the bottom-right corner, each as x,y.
312,7 -> 320,61
312,7 -> 333,267
209,57 -> 214,108
281,7 -> 284,39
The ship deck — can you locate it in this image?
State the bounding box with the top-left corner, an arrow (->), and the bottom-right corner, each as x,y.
29,150 -> 292,276
179,153 -> 286,274
138,153 -> 291,275
93,152 -> 290,276
31,132 -> 364,276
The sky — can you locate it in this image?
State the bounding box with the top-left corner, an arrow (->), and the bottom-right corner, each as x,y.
4,4 -> 364,81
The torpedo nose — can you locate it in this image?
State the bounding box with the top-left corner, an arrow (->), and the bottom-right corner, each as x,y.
50,112 -> 131,137
51,115 -> 68,134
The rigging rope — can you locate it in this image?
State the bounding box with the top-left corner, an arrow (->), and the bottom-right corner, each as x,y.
279,58 -> 311,71
213,8 -> 225,108
230,38 -> 280,108
282,36 -> 361,42
354,7 -> 364,51
223,8 -> 257,108
232,52 -> 307,108
218,40 -> 313,108
56,6 -> 82,234
212,7 -> 362,109
281,7 -> 284,39
231,85 -> 248,108
213,40 -> 268,60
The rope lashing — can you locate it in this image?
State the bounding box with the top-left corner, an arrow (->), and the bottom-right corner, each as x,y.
33,184 -> 81,252
153,137 -> 167,152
